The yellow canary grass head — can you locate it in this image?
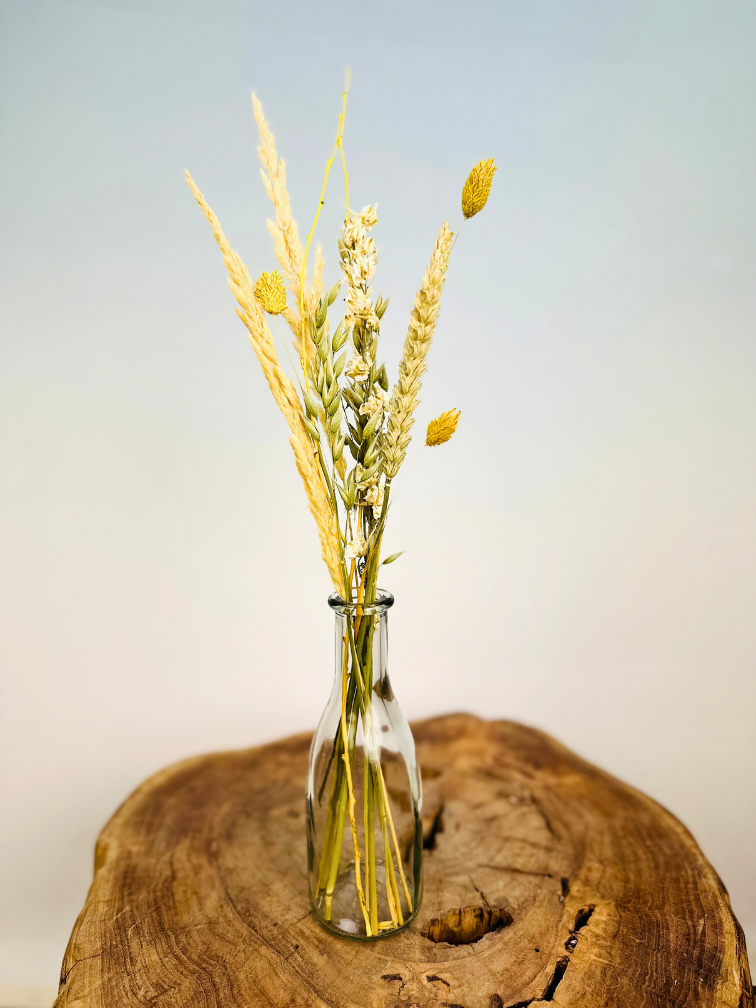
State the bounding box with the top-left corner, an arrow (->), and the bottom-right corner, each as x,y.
254,269 -> 287,314
461,159 -> 496,219
426,409 -> 461,447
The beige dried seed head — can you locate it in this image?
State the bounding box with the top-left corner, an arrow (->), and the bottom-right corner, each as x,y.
426,408 -> 461,447
461,158 -> 496,219
254,270 -> 288,314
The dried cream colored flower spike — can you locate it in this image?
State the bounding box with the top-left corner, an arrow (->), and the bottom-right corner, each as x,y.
426,408 -> 460,447
461,158 -> 496,219
254,270 -> 288,315
383,222 -> 454,479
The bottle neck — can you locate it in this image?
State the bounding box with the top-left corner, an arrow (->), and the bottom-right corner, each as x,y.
332,603 -> 390,689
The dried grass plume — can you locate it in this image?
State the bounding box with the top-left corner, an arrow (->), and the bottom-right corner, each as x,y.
185,170 -> 345,597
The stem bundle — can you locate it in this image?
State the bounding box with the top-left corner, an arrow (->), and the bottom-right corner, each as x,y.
186,89 -> 493,936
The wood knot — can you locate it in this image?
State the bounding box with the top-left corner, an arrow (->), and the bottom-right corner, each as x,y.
423,905 -> 513,945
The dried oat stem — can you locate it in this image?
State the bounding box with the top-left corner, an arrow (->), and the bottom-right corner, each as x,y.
297,88 -> 348,386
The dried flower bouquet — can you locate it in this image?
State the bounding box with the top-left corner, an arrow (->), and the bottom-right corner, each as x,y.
187,90 -> 494,938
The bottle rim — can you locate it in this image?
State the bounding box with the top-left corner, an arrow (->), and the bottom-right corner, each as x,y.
328,589 -> 394,613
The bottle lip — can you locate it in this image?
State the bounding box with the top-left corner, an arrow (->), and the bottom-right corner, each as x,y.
328,589 -> 394,613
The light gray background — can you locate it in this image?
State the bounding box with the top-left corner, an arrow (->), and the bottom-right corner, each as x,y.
1,1 -> 754,1002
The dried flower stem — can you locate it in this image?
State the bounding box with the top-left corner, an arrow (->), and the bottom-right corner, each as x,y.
339,633 -> 372,935
189,92 -> 495,940
297,88 -> 348,386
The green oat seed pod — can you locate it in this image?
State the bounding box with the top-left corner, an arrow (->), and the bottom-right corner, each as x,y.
381,551 -> 404,565
362,409 -> 383,441
359,457 -> 382,485
332,321 -> 348,352
302,414 -> 320,441
302,390 -> 318,417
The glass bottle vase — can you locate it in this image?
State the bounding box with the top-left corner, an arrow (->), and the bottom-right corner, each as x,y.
306,591 -> 422,939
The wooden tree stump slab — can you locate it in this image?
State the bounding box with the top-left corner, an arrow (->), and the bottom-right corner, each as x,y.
55,714 -> 751,1008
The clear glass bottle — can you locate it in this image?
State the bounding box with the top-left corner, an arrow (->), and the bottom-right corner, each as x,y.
306,591 -> 422,939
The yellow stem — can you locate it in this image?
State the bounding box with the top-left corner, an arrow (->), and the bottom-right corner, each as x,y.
379,785 -> 402,926
375,762 -> 413,912
338,632 -> 371,934
298,86 -> 349,388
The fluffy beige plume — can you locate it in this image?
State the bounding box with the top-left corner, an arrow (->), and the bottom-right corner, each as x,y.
383,223 -> 454,478
253,95 -> 304,299
185,170 -> 345,596
253,94 -> 321,369
311,243 -> 324,309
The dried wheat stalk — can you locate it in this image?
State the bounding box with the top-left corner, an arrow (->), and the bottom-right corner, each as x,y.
382,222 -> 454,479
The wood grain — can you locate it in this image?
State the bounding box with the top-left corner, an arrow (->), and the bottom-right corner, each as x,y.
55,714 -> 752,1008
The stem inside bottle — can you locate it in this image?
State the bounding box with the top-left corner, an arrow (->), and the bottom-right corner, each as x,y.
307,593 -> 422,939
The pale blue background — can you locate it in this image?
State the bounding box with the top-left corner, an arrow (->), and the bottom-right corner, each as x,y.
1,1 -> 754,1000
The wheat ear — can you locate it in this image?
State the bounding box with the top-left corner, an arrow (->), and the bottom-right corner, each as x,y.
383,222 -> 454,479
186,171 -> 345,596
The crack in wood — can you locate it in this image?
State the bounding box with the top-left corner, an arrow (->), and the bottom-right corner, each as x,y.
565,904 -> 595,950
469,876 -> 491,907
423,803 -> 445,850
559,877 -> 570,902
480,864 -> 554,879
60,951 -> 101,986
